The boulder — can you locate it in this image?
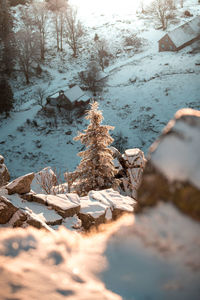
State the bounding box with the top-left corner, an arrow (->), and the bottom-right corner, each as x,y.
31,167 -> 57,194
137,108 -> 200,221
78,189 -> 136,230
7,209 -> 53,231
0,195 -> 18,224
78,196 -> 107,230
0,155 -> 10,187
121,148 -> 146,198
88,189 -> 136,218
6,172 -> 35,195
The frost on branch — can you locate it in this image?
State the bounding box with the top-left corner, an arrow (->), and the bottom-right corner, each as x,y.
68,101 -> 118,196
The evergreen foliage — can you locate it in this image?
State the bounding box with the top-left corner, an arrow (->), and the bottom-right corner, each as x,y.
0,79 -> 14,115
68,101 -> 118,196
0,0 -> 15,75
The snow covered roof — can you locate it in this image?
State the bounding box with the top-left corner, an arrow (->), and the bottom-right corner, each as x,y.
65,85 -> 89,103
167,16 -> 200,48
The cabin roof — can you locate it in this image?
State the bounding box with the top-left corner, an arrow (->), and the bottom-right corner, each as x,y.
47,85 -> 90,103
167,16 -> 200,48
65,85 -> 84,102
65,85 -> 90,102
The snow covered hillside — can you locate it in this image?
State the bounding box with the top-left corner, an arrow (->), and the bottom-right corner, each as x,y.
0,0 -> 199,179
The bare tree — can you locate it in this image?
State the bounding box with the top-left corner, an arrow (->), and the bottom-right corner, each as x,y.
36,167 -> 66,195
149,0 -> 171,30
79,61 -> 103,94
65,6 -> 84,57
48,0 -> 68,51
15,28 -> 39,84
32,2 -> 48,60
94,39 -> 110,71
34,87 -> 46,108
20,5 -> 34,29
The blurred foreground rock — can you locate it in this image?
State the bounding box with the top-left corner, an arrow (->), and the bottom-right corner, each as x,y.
137,108 -> 200,221
0,201 -> 199,300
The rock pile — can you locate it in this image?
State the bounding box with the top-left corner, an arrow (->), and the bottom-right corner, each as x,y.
0,167 -> 136,231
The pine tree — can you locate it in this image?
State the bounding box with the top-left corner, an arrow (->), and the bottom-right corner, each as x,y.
0,0 -> 15,75
68,101 -> 118,196
0,79 -> 14,116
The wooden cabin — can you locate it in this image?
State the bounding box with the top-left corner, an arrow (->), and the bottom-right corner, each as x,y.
46,85 -> 90,109
158,16 -> 200,52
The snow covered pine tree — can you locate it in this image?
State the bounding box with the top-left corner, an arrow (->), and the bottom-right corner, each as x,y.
68,101 -> 118,196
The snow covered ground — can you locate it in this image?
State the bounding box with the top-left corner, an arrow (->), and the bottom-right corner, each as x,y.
0,0 -> 199,179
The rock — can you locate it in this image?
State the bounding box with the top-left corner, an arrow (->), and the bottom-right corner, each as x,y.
31,167 -> 57,194
78,189 -> 136,230
111,148 -> 146,199
60,215 -> 82,231
78,196 -> 107,230
101,203 -> 200,298
0,195 -> 18,224
0,203 -> 199,300
122,148 -> 146,198
8,208 -> 53,231
6,172 -> 35,195
25,209 -> 54,231
137,108 -> 200,221
0,155 -> 10,187
5,192 -> 63,226
0,188 -> 60,230
8,210 -> 28,228
0,155 -> 4,164
89,189 -> 136,216
0,227 -> 121,300
32,193 -> 80,218
46,194 -> 80,218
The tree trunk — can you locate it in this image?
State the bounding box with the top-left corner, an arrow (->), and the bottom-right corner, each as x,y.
25,72 -> 30,84
41,31 -> 45,60
56,14 -> 59,51
60,22 -> 63,51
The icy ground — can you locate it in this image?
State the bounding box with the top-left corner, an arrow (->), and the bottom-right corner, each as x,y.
0,0 -> 199,179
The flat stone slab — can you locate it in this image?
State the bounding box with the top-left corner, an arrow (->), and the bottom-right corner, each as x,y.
5,193 -> 62,225
34,193 -> 80,218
